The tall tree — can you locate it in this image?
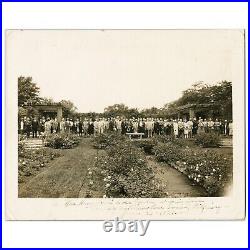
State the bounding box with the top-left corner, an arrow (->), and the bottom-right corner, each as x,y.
18,76 -> 40,106
104,104 -> 129,117
174,81 -> 232,107
141,107 -> 161,118
163,81 -> 232,119
39,97 -> 55,105
59,100 -> 78,117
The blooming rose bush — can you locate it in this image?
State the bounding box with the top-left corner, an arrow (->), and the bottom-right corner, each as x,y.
92,132 -> 127,149
154,142 -> 232,196
154,143 -> 182,163
154,135 -> 194,148
195,133 -> 221,148
18,148 -> 61,183
95,139 -> 164,198
45,133 -> 81,149
184,150 -> 232,195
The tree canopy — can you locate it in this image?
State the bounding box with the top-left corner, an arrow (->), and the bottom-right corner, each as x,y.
163,81 -> 232,119
59,100 -> 78,117
18,76 -> 232,120
104,104 -> 140,118
18,76 -> 78,118
171,81 -> 232,107
18,76 -> 40,106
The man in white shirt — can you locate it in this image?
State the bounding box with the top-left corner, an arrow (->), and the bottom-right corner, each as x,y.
145,118 -> 154,138
115,118 -> 122,134
98,118 -> 105,134
94,118 -> 99,136
207,118 -> 214,133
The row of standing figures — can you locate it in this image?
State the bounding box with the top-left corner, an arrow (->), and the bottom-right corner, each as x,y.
19,117 -> 233,139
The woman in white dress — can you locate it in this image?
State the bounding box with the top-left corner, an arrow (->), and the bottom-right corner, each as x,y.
60,118 -> 66,133
44,118 -> 51,136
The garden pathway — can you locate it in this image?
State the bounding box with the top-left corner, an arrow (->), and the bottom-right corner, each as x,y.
147,157 -> 208,197
19,138 -> 100,198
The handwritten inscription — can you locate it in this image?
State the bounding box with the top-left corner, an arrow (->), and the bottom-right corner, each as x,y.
64,199 -> 227,218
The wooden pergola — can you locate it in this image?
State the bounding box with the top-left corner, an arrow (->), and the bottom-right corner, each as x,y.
167,103 -> 215,119
23,103 -> 64,122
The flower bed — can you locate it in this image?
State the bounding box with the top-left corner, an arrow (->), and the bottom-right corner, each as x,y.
154,134 -> 175,143
154,142 -> 233,196
93,134 -> 164,198
44,133 -> 81,149
195,133 -> 221,148
92,132 -> 127,149
18,147 -> 61,183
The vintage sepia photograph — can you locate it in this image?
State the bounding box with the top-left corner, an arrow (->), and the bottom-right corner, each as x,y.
5,29 -> 245,221
15,30 -> 237,199
3,3 -> 248,248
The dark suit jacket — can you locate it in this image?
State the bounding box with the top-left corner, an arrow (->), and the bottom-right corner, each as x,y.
32,120 -> 39,130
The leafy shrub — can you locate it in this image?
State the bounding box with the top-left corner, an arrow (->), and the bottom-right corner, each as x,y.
195,133 -> 221,148
132,138 -> 158,154
153,143 -> 181,163
18,134 -> 27,153
92,132 -> 126,149
45,133 -> 81,149
98,140 -> 164,198
18,140 -> 25,153
154,134 -> 175,143
171,138 -> 195,148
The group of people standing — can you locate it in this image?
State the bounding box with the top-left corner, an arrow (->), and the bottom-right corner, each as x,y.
19,116 -> 233,139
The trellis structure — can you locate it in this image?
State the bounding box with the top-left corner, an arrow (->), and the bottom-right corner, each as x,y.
167,103 -> 217,119
23,103 -> 64,122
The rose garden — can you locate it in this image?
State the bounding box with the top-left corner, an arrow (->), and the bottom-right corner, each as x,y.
18,77 -> 233,198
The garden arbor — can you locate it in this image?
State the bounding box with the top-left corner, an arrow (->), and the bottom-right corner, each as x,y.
168,103 -> 216,120
24,103 -> 64,122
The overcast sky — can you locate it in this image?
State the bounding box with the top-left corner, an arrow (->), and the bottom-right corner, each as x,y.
10,30 -> 241,112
